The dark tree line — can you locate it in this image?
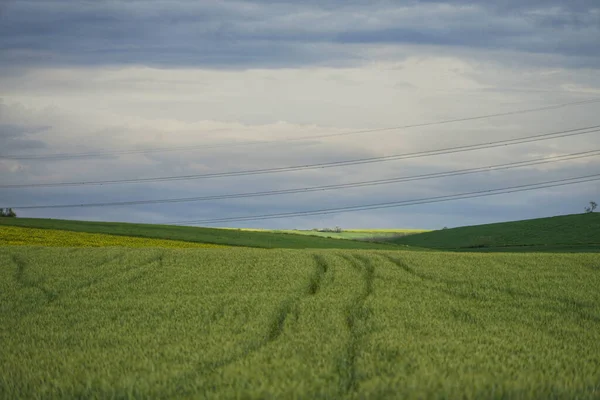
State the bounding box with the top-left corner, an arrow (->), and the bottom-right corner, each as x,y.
0,208 -> 17,217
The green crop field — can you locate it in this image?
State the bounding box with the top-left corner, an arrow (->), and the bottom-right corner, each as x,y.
1,247 -> 599,399
0,218 -> 415,250
391,213 -> 600,252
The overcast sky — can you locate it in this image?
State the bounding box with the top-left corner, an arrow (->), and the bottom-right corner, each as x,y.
1,0 -> 599,229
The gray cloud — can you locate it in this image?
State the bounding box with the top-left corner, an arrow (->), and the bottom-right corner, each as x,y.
1,0 -> 599,69
0,123 -> 49,152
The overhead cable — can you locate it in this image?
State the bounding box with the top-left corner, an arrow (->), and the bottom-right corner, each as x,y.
10,150 -> 600,209
169,174 -> 600,225
2,125 -> 599,189
1,98 -> 599,160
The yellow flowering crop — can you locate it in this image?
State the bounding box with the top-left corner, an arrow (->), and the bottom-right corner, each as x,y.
0,226 -> 226,248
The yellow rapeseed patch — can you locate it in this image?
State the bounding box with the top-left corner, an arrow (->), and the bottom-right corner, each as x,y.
0,226 -> 226,248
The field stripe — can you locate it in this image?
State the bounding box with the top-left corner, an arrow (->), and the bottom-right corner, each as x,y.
0,226 -> 228,248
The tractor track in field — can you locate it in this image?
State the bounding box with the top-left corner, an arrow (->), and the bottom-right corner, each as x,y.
9,251 -> 166,317
382,254 -> 600,326
382,254 -> 598,309
381,253 -> 450,283
10,252 -> 126,316
62,250 -> 164,293
381,254 -> 480,299
12,254 -> 58,303
307,254 -> 328,295
121,251 -> 165,285
265,254 -> 330,343
336,253 -> 375,395
172,254 -> 332,397
383,253 -> 495,307
65,252 -> 127,294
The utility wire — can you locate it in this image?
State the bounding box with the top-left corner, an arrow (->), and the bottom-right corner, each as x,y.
170,174 -> 600,225
2,125 -> 599,189
1,98 -> 599,161
10,150 -> 600,209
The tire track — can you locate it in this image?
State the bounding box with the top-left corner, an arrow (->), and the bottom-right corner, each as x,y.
9,252 -> 130,319
66,250 -> 163,293
382,254 -> 598,326
384,253 -> 494,305
383,254 -> 594,309
265,300 -> 294,342
11,251 -> 162,313
266,255 -> 329,343
65,252 -> 127,294
336,253 -> 375,395
381,254 -> 440,283
12,255 -> 58,303
171,254 -> 331,396
121,251 -> 165,285
382,253 -> 468,286
307,255 -> 328,295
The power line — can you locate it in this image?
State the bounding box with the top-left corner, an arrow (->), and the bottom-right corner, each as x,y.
2,125 -> 599,189
169,173 -> 600,225
10,150 -> 600,209
1,98 -> 599,161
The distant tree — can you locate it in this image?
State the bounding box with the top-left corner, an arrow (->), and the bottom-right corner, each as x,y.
0,208 -> 17,217
585,201 -> 597,213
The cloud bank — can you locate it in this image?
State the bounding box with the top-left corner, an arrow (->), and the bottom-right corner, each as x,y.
0,0 -> 599,228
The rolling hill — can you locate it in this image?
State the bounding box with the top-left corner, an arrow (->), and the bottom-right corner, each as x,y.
390,213 -> 600,252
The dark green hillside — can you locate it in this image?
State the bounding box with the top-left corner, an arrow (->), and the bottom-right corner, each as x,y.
0,218 -> 412,250
391,213 -> 600,252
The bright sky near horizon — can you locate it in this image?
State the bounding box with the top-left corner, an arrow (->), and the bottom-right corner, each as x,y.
1,0 -> 599,229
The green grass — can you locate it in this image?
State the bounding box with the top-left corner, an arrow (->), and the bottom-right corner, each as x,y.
0,218 -> 416,250
391,213 -> 600,252
2,247 -> 599,398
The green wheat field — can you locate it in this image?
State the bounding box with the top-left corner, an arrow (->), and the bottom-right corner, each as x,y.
1,215 -> 599,399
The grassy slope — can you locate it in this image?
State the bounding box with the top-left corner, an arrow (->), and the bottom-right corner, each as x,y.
1,247 -> 599,398
391,213 -> 600,252
0,218 -> 411,250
